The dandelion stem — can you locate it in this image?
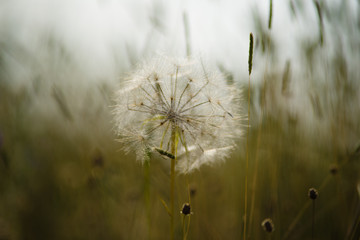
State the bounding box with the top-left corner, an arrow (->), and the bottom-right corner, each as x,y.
170,127 -> 177,240
144,148 -> 151,240
170,158 -> 175,240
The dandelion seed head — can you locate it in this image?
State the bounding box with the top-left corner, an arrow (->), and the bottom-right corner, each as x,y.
113,55 -> 242,173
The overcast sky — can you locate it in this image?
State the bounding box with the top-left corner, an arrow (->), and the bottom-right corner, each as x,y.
0,0 -> 335,83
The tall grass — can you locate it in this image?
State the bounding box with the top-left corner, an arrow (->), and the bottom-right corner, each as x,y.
0,0 -> 359,239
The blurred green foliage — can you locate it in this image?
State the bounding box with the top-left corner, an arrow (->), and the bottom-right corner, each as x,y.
0,0 -> 360,239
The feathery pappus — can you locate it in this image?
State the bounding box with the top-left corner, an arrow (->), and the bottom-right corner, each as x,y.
113,56 -> 243,173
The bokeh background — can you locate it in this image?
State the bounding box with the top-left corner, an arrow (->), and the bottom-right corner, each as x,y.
0,0 -> 360,239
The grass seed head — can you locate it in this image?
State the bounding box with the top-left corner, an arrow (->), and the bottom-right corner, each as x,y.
261,218 -> 275,233
180,203 -> 192,215
308,188 -> 319,200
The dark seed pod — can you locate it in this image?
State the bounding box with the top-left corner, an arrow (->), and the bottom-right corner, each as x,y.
308,188 -> 319,200
261,218 -> 274,233
181,203 -> 191,215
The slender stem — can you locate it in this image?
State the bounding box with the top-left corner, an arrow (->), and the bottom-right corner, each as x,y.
144,151 -> 151,240
183,177 -> 191,240
282,174 -> 330,240
170,128 -> 176,240
249,24 -> 273,239
312,200 -> 315,240
244,75 -> 251,240
170,157 -> 175,240
182,215 -> 186,240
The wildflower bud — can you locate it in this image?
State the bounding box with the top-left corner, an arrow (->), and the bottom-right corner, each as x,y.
329,164 -> 338,175
261,218 -> 274,233
308,188 -> 318,200
181,203 -> 191,215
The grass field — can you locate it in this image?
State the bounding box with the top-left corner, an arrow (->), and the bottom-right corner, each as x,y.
0,0 -> 359,239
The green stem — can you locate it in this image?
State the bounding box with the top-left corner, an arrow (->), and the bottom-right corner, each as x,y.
312,200 -> 315,240
170,128 -> 176,240
184,177 -> 191,240
144,148 -> 151,240
170,157 -> 175,240
182,215 -> 186,240
244,74 -> 251,240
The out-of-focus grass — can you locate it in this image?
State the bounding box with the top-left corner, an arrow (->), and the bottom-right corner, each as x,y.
0,75 -> 359,239
0,1 -> 360,239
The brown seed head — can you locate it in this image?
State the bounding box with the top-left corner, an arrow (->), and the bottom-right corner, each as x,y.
308,188 -> 319,200
261,218 -> 274,233
181,203 -> 191,215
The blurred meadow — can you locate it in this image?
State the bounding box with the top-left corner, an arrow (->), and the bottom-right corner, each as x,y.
1,0 -> 360,239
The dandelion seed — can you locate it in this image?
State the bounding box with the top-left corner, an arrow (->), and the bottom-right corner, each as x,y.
113,56 -> 242,173
115,127 -> 152,163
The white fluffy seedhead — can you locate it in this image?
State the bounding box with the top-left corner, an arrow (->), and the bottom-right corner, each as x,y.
114,56 -> 242,173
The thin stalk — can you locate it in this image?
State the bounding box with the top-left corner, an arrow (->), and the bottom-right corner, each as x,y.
183,177 -> 191,240
282,176 -> 329,240
170,158 -> 175,240
249,24 -> 273,239
243,74 -> 251,240
244,32 -> 253,240
182,215 -> 186,240
182,211 -> 191,240
312,200 -> 315,240
144,148 -> 151,240
185,215 -> 191,240
170,127 -> 177,240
